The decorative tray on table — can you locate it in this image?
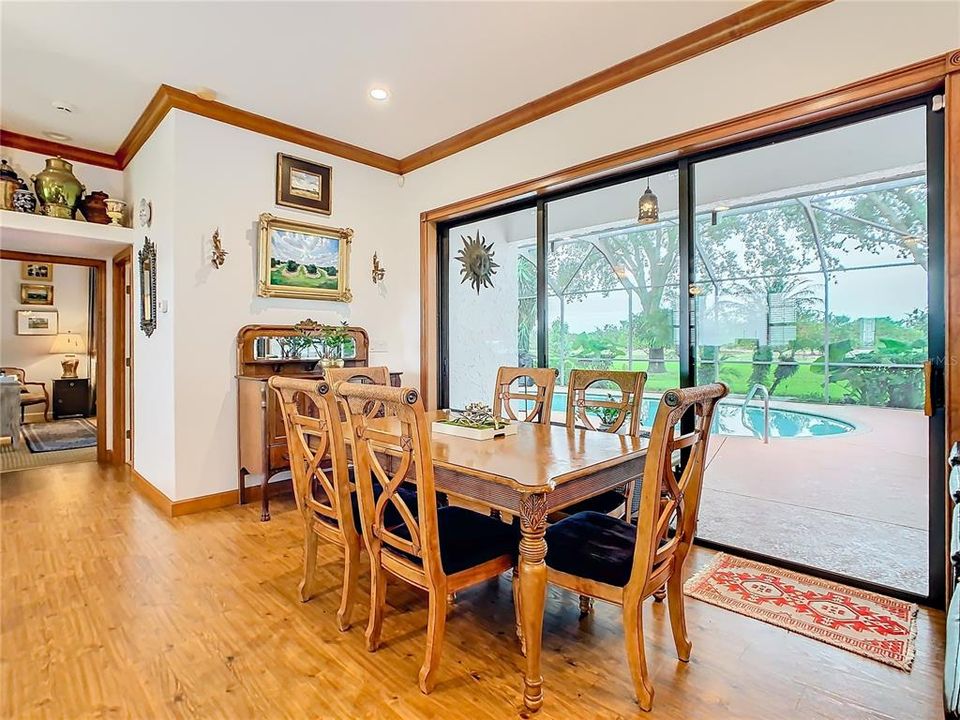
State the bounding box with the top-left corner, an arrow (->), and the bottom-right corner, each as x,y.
432,403 -> 518,441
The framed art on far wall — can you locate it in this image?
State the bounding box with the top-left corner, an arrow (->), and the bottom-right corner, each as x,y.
20,283 -> 54,305
276,153 -> 332,215
16,310 -> 58,336
21,261 -> 53,281
257,213 -> 352,302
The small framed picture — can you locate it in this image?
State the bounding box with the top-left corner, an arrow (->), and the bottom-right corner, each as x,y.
276,153 -> 332,215
22,262 -> 54,281
21,283 -> 54,305
16,310 -> 58,336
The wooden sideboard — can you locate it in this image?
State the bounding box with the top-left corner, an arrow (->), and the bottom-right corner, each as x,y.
237,321 -> 400,521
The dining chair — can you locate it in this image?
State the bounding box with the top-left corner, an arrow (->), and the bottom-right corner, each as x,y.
339,382 -> 519,694
540,382 -> 728,711
556,369 -> 647,520
268,376 -> 362,631
324,365 -> 391,415
492,366 -> 558,425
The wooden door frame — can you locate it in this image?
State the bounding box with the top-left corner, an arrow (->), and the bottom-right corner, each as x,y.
0,249 -> 109,463
111,247 -> 133,465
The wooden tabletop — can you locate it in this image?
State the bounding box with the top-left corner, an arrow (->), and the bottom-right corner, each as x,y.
368,410 -> 646,493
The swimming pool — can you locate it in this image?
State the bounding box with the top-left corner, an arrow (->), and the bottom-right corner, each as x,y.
550,393 -> 855,439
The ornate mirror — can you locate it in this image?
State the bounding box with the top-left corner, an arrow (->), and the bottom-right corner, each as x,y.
139,237 -> 157,337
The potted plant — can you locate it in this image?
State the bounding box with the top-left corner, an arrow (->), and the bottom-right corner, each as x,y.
318,321 -> 350,368
592,394 -> 623,431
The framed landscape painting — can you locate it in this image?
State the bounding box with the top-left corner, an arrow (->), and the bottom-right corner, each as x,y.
257,213 -> 353,302
20,283 -> 54,305
16,310 -> 58,336
276,153 -> 332,215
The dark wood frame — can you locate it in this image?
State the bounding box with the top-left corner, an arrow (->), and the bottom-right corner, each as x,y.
275,153 -> 332,215
0,249 -> 108,463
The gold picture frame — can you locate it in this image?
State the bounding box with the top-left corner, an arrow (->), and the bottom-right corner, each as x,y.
21,283 -> 54,305
257,213 -> 353,302
21,261 -> 53,281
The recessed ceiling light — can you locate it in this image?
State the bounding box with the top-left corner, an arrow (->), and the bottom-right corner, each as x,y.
43,131 -> 71,142
51,101 -> 74,114
369,87 -> 390,101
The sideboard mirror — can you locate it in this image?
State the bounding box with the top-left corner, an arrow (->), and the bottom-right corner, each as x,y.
139,237 -> 157,337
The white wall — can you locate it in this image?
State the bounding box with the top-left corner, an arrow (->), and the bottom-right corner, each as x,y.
123,114 -> 178,498
135,111 -> 409,500
0,260 -> 90,420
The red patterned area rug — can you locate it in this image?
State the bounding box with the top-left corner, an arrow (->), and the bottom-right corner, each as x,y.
684,553 -> 918,671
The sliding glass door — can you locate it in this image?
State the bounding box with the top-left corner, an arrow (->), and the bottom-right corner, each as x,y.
438,97 -> 945,604
690,103 -> 943,601
545,172 -> 680,424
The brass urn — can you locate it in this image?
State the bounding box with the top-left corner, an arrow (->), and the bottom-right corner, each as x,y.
31,157 -> 84,219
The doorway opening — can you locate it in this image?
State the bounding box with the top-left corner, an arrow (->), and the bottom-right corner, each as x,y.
0,250 -> 108,472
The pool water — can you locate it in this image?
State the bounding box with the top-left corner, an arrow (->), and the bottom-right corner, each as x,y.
550,393 -> 855,439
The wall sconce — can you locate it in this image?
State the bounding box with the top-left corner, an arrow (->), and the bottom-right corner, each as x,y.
372,252 -> 386,284
211,227 -> 228,269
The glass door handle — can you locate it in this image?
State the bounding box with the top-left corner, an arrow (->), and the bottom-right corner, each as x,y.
923,360 -> 934,417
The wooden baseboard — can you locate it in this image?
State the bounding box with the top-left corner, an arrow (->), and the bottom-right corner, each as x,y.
171,489 -> 238,517
129,467 -> 238,517
129,467 -> 173,516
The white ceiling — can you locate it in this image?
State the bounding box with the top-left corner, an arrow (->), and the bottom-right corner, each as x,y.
1,1 -> 748,159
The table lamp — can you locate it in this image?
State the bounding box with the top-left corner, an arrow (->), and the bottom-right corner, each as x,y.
50,331 -> 86,379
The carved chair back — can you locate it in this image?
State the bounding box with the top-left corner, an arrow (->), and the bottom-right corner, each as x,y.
325,365 -> 391,416
339,383 -> 445,581
492,366 -> 558,425
268,376 -> 354,534
627,383 -> 728,597
565,369 -> 647,436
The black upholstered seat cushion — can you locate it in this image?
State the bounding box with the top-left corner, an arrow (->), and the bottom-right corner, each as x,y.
545,510 -> 637,587
350,482 -> 419,532
390,506 -> 519,575
558,489 -> 626,516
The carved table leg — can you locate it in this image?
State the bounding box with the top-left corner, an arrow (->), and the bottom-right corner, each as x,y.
518,493 -> 548,712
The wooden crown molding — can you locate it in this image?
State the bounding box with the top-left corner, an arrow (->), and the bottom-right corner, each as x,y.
397,0 -> 834,173
115,85 -> 402,172
0,129 -> 120,169
0,1 -> 831,176
422,49 -> 955,223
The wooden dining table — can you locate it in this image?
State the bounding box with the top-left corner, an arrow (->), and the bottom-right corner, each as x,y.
374,409 -> 648,713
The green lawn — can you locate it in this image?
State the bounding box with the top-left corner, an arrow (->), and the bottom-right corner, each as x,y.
271,266 -> 337,290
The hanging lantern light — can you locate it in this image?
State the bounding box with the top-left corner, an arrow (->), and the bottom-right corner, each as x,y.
637,179 -> 659,225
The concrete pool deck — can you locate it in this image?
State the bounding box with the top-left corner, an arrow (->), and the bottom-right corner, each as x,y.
696,401 -> 928,595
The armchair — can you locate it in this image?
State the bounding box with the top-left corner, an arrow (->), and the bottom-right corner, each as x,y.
0,367 -> 49,423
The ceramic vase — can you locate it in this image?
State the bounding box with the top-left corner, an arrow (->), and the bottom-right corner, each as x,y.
79,191 -> 110,224
12,187 -> 37,213
31,157 -> 84,219
104,198 -> 126,226
0,159 -> 20,211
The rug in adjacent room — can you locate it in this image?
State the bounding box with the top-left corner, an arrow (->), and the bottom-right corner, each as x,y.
22,419 -> 97,453
684,552 -> 918,671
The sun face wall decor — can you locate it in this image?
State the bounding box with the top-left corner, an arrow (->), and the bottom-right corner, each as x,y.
455,230 -> 499,294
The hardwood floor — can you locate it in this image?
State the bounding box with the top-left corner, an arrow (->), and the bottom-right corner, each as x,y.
1,461 -> 945,719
